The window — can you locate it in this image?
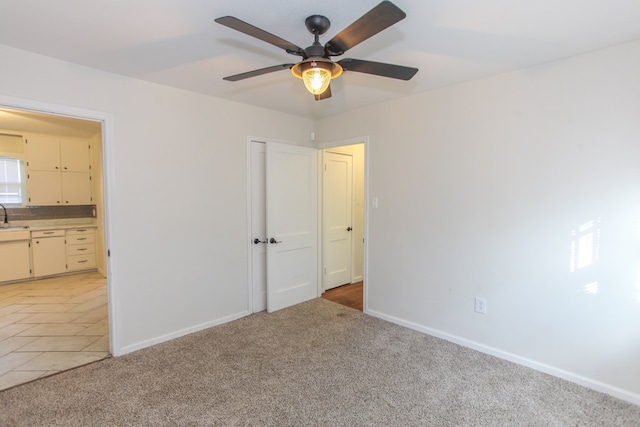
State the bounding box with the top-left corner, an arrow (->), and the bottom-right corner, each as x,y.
0,157 -> 23,204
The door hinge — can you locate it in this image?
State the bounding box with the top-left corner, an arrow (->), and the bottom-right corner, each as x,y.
324,163 -> 327,171
323,267 -> 327,274
107,249 -> 111,257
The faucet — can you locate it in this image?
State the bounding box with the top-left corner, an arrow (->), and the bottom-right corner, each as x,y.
0,203 -> 7,226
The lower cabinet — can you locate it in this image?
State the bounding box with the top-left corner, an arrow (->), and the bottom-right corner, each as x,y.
0,240 -> 31,283
32,230 -> 66,277
66,227 -> 97,271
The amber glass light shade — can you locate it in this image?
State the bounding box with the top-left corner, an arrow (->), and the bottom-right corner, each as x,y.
291,60 -> 343,95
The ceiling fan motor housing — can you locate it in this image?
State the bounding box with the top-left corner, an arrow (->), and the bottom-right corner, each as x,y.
291,58 -> 342,79
305,15 -> 331,35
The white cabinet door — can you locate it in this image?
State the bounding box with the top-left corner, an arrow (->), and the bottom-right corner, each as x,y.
0,241 -> 31,282
27,170 -> 62,205
26,135 -> 60,171
61,172 -> 92,205
32,235 -> 66,277
60,138 -> 90,172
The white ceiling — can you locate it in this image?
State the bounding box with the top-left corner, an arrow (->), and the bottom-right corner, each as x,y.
1,1 -> 640,119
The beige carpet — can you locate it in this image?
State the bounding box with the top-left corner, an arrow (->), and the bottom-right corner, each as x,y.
1,299 -> 638,426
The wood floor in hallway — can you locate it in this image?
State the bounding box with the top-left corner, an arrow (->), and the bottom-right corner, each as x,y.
321,281 -> 363,311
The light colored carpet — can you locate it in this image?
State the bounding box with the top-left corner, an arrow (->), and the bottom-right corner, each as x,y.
1,299 -> 638,426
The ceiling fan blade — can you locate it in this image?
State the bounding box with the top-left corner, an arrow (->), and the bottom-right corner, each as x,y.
338,58 -> 418,80
216,16 -> 304,55
324,1 -> 406,56
314,85 -> 332,101
223,64 -> 295,82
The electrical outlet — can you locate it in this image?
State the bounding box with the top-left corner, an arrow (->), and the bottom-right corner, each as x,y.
475,297 -> 487,314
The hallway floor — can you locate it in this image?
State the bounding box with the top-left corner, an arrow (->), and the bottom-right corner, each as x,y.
321,281 -> 363,311
0,272 -> 109,391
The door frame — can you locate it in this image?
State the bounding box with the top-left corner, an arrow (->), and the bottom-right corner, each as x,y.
0,94 -> 118,354
316,136 -> 369,313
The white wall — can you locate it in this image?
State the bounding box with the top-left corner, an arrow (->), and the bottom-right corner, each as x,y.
316,40 -> 640,403
0,44 -> 313,354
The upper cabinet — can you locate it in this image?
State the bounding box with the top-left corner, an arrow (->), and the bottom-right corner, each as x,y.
60,138 -> 91,172
26,134 -> 61,171
26,135 -> 92,206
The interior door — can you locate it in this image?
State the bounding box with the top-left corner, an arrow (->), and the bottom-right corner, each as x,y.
266,141 -> 319,312
323,151 -> 353,290
250,142 -> 267,312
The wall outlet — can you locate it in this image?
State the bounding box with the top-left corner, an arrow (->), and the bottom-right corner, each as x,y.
475,297 -> 487,314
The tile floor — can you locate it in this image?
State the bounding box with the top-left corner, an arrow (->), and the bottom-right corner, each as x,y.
0,272 -> 109,391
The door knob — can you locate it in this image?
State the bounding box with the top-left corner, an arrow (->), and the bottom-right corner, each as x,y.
253,238 -> 266,244
269,237 -> 282,244
347,227 -> 353,231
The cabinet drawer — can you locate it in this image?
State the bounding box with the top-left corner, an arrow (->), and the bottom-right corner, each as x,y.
66,227 -> 95,236
67,254 -> 96,271
0,229 -> 30,242
32,229 -> 65,238
67,243 -> 95,256
67,233 -> 95,245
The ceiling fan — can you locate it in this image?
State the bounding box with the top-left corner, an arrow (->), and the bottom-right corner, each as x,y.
215,1 -> 418,101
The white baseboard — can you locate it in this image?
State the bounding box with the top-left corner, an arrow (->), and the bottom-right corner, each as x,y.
366,309 -> 640,406
117,311 -> 250,356
351,275 -> 363,283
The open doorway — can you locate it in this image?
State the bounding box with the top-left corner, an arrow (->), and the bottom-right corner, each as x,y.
320,142 -> 365,311
0,105 -> 110,390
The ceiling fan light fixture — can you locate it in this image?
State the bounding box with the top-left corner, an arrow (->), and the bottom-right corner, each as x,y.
291,60 -> 343,95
